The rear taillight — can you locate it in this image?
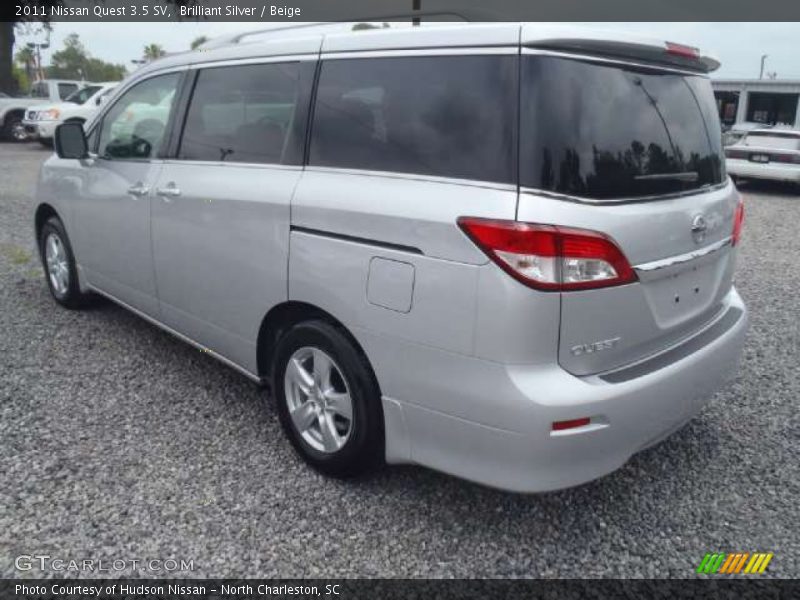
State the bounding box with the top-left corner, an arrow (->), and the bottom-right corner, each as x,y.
732,197 -> 745,246
725,149 -> 748,160
457,217 -> 637,291
771,153 -> 800,164
665,41 -> 700,59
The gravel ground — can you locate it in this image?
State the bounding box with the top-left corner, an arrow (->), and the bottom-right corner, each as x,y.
0,141 -> 797,579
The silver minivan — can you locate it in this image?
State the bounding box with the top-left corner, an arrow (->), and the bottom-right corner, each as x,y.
36,24 -> 748,492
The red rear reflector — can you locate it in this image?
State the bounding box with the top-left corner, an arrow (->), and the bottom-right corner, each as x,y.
552,417 -> 591,431
457,217 -> 637,291
665,42 -> 700,59
732,197 -> 745,246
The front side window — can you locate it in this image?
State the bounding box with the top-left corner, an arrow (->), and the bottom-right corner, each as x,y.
309,56 -> 518,184
178,63 -> 300,164
58,83 -> 79,100
520,56 -> 724,200
98,73 -> 180,160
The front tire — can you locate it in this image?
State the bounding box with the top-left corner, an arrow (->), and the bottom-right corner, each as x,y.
38,216 -> 90,309
273,320 -> 384,478
2,113 -> 27,142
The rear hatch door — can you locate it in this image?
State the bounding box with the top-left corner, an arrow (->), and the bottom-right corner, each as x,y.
516,50 -> 739,376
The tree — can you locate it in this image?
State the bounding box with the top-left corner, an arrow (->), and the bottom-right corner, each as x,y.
2,1 -> 200,95
143,43 -> 166,61
48,33 -> 126,81
351,22 -> 391,31
15,45 -> 35,83
190,35 -> 208,50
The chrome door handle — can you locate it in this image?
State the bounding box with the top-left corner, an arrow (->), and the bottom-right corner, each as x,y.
156,184 -> 181,199
127,183 -> 149,197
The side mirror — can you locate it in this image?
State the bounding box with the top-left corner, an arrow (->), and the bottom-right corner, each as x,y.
55,122 -> 88,159
95,97 -> 102,106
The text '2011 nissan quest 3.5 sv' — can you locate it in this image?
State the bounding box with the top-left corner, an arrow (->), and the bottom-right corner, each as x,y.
35,24 -> 748,492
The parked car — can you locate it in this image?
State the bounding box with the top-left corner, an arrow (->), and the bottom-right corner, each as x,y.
23,82 -> 117,146
35,24 -> 748,493
0,79 -> 83,141
726,129 -> 800,185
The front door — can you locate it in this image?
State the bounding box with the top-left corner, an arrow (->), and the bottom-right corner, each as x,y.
75,72 -> 182,316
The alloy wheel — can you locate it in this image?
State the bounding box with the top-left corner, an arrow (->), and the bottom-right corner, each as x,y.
284,346 -> 354,453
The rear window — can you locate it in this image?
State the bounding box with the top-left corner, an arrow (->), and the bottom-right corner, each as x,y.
520,56 -> 725,200
310,56 -> 517,185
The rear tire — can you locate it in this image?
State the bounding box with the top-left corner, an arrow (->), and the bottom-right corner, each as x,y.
38,216 -> 91,309
272,320 -> 384,478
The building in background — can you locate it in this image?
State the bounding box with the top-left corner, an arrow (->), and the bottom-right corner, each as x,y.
712,79 -> 800,131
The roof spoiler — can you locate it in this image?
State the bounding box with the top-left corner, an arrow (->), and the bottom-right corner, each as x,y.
522,27 -> 720,73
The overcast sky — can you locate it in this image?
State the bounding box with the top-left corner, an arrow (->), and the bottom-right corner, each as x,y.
15,22 -> 800,80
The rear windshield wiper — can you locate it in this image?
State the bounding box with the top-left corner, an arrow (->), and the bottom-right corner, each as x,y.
634,171 -> 699,182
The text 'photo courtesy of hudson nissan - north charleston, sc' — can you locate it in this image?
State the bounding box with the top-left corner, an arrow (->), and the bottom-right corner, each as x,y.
36,23 -> 748,493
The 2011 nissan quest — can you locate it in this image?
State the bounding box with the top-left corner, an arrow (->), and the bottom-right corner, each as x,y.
35,24 -> 748,492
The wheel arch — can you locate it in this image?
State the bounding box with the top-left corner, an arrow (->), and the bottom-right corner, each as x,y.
2,107 -> 25,125
256,301 -> 380,392
34,203 -> 61,243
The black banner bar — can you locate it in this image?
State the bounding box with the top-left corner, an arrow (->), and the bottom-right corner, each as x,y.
2,579 -> 799,600
5,0 -> 800,22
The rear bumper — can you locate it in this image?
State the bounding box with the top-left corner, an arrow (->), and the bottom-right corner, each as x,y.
376,288 -> 748,493
726,158 -> 800,182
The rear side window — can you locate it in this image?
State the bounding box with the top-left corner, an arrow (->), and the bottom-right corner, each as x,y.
179,63 -> 300,164
520,56 -> 724,200
30,82 -> 48,98
310,56 -> 517,185
58,83 -> 79,100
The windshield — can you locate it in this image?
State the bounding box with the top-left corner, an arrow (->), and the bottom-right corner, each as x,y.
65,85 -> 103,105
520,56 -> 725,200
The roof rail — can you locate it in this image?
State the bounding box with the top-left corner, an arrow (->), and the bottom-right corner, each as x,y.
199,9 -> 502,50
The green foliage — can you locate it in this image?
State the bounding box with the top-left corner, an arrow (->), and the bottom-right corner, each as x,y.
48,33 -> 125,81
12,64 -> 29,92
143,44 -> 166,61
190,36 -> 209,50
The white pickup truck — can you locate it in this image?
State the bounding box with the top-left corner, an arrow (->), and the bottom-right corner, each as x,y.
0,79 -> 83,141
23,82 -> 117,146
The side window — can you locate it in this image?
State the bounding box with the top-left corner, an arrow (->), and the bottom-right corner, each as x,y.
97,73 -> 180,160
309,56 -> 518,184
178,62 -> 300,164
58,83 -> 79,100
31,82 -> 48,98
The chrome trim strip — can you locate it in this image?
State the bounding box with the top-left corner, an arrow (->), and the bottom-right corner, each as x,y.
87,286 -> 264,385
304,166 -> 517,192
321,47 -> 518,60
191,53 -> 319,69
521,47 -> 707,77
159,159 -> 303,171
635,237 -> 732,274
519,181 -> 731,206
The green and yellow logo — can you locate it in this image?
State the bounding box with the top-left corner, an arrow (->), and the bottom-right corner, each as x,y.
696,552 -> 773,574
